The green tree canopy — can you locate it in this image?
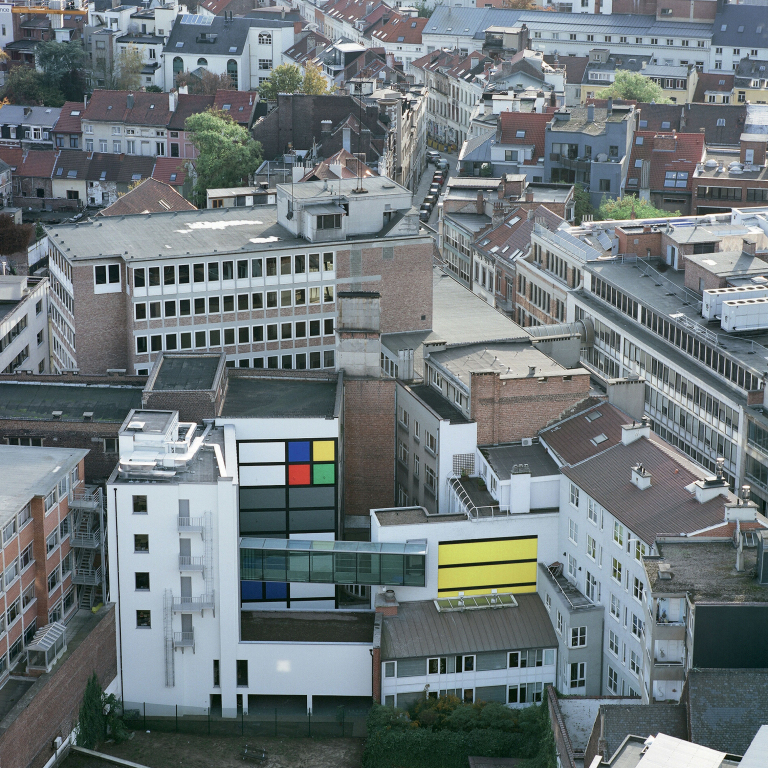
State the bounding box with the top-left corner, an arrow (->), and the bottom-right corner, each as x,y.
0,65 -> 65,106
185,109 -> 263,207
598,70 -> 669,103
36,40 -> 85,83
302,63 -> 330,95
0,215 -> 33,256
175,69 -> 235,95
597,194 -> 677,221
258,63 -> 304,101
574,183 -> 594,224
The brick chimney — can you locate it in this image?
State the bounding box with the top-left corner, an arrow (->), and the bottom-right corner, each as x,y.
375,589 -> 398,615
743,238 -> 757,256
653,134 -> 677,151
741,136 -> 767,166
476,190 -> 484,214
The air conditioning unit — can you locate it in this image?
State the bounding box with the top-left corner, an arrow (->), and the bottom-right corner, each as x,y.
521,438 -> 533,447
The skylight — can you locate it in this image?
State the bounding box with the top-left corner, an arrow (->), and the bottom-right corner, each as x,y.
176,41 -> 184,47
636,136 -> 644,144
661,121 -> 670,129
635,159 -> 642,167
67,169 -> 77,178
585,410 -> 602,422
170,173 -> 177,181
229,46 -> 237,53
516,130 -> 525,138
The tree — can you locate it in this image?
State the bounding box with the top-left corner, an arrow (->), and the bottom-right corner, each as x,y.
76,673 -> 105,749
175,69 -> 235,95
596,194 -> 678,221
36,40 -> 86,101
501,0 -> 538,8
598,70 -> 669,103
258,63 -> 304,101
573,183 -> 593,225
92,45 -> 143,91
302,63 -> 330,96
0,65 -> 64,107
412,0 -> 434,17
185,109 -> 263,207
146,85 -> 163,93
0,216 -> 33,256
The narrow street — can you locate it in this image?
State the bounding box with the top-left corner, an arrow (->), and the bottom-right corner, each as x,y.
413,148 -> 459,246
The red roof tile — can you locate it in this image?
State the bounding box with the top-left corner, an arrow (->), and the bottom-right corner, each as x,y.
0,147 -> 23,172
152,157 -> 189,188
213,90 -> 258,126
498,112 -> 550,165
625,131 -> 705,193
83,90 -> 172,126
367,13 -> 426,45
5,149 -> 58,178
693,72 -> 735,104
53,101 -> 84,135
168,94 -> 215,131
100,177 -> 196,216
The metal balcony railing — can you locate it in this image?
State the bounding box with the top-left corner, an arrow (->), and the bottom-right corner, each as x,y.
71,530 -> 100,548
177,516 -> 205,533
172,594 -> 214,613
178,556 -> 205,572
173,630 -> 194,649
73,565 -> 102,585
68,490 -> 101,511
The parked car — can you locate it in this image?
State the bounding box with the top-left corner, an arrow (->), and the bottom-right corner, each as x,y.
424,193 -> 438,207
419,209 -> 430,222
435,158 -> 449,171
429,184 -> 440,196
420,202 -> 433,214
433,173 -> 446,186
427,150 -> 441,164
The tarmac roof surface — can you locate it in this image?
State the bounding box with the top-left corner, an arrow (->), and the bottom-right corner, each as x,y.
221,377 -> 338,419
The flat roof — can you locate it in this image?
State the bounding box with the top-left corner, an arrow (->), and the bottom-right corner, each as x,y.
684,250 -> 767,278
381,267 -> 528,377
0,445 -> 88,523
240,610 -> 375,643
0,382 -> 142,423
429,341 -> 576,388
152,354 -> 221,391
644,539 -> 768,603
277,176 -> 410,200
380,594 -> 557,660
406,383 -> 470,424
220,376 -> 338,419
483,440 -> 559,478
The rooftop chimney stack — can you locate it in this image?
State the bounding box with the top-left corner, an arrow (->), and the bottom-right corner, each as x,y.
621,417 -> 651,445
631,463 -> 651,490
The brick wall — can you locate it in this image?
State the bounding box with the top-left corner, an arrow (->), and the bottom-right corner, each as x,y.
342,378 -> 395,517
470,370 -> 591,445
616,227 -> 662,258
547,687 -> 576,768
72,260 -> 130,374
683,260 -> 726,293
0,605 -> 117,768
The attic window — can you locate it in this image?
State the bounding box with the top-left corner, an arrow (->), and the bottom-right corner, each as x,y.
67,169 -> 77,178
661,121 -> 670,129
639,119 -> 648,127
131,174 -> 142,180
635,159 -> 643,167
664,170 -> 688,187
590,433 -> 608,445
717,118 -> 726,126
397,36 -> 404,42
100,171 -> 107,180
229,46 -> 237,53
627,178 -> 638,185
70,110 -> 80,116
176,41 -> 184,47
223,104 -> 231,110
516,130 -> 525,138
56,167 -> 64,176
636,136 -> 644,144
738,25 -> 744,33
411,21 -> 417,27
480,238 -> 491,246
170,173 -> 177,181
585,410 -> 602,422
239,106 -> 244,111
721,24 -> 727,31
107,105 -> 113,110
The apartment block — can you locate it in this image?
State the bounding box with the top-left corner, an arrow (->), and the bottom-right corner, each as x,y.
0,276 -> 50,376
45,176 -> 433,375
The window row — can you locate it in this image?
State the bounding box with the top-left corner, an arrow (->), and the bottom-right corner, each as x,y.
133,287 -> 335,320
2,503 -> 32,546
133,253 -> 334,289
135,320 -> 335,354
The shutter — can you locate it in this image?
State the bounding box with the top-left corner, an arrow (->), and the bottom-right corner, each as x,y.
396,658 -> 426,677
476,651 -> 507,671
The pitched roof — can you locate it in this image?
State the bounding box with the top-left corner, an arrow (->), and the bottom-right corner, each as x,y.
283,30 -> 333,66
735,57 -> 768,88
0,104 -> 62,129
682,103 -> 746,147
713,5 -> 768,50
693,72 -> 735,104
625,131 -> 705,193
213,90 -> 258,126
114,154 -> 156,184
540,402 -> 630,466
380,594 -> 557,660
167,94 -> 215,131
0,147 -> 23,172
367,13 -> 427,45
600,704 -> 689,760
52,149 -> 91,181
560,435 -> 734,545
300,148 -> 375,181
152,157 -> 189,188
99,177 -> 196,216
475,205 -> 563,264
11,149 -> 57,179
498,111 -> 549,164
543,54 -> 589,85
686,669 -> 768,755
53,102 -> 84,135
83,90 -> 172,127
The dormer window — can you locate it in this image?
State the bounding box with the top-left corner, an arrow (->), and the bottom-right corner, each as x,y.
317,214 -> 341,230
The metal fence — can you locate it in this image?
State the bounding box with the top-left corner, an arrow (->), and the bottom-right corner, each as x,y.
120,700 -> 369,738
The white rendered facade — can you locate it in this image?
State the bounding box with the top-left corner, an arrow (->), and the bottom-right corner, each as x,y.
0,276 -> 50,375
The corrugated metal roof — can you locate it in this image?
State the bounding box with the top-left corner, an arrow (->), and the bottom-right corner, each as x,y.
381,594 -> 557,659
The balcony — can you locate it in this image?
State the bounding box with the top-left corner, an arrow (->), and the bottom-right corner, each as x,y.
71,530 -> 100,549
178,556 -> 205,572
177,516 -> 204,533
550,153 -> 589,171
72,565 -> 102,585
69,490 -> 101,512
172,594 -> 215,613
173,630 -> 194,651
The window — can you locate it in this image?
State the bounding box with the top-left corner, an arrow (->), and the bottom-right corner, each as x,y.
456,654 -> 475,672
588,499 -> 598,524
629,650 -> 641,676
48,567 -> 60,593
134,534 -> 149,553
634,541 -> 647,562
570,662 -> 586,689
316,214 -> 341,230
94,264 -> 120,287
20,543 -> 33,571
46,530 -> 59,555
137,610 -> 151,628
587,535 -> 596,560
397,440 -> 409,469
599,179 -> 611,192
631,613 -> 643,638
571,626 -> 587,647
585,571 -> 599,602
237,660 -> 248,686
425,465 -> 436,493
428,657 -> 447,674
664,170 -> 689,188
569,519 -> 578,544
133,495 -> 148,514
613,521 -> 624,546
7,598 -> 20,625
545,594 -> 551,612
5,559 -> 19,588
568,554 -> 577,579
633,576 -> 644,602
2,518 -> 16,545
22,583 -> 35,609
612,558 -> 622,584
570,484 -> 579,507
556,610 -> 563,634
609,630 -> 619,656
608,666 -> 618,693
135,572 -> 150,590
610,593 -> 621,620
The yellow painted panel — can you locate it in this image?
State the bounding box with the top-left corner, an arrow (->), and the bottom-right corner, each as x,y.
313,440 -> 335,462
441,584 -> 538,597
437,561 -> 538,593
438,537 -> 537,566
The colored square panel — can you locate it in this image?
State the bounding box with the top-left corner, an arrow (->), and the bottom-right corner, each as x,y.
241,581 -> 264,601
239,442 -> 285,463
313,463 -> 335,485
240,464 -> 286,486
265,582 -> 288,600
289,464 -> 311,486
288,441 -> 310,462
312,440 -> 335,462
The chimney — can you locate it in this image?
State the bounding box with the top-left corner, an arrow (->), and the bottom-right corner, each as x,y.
587,104 -> 595,122
743,238 -> 757,256
476,190 -> 484,215
724,485 -> 759,522
528,365 -> 537,377
471,56 -> 479,68
321,119 -> 332,136
621,416 -> 651,445
169,89 -> 178,113
631,463 -> 651,490
492,201 -> 505,228
375,589 -> 398,615
525,190 -> 534,202
336,292 -> 382,377
606,97 -> 613,116
127,93 -> 134,110
343,125 -> 352,153
690,458 -> 730,503
527,207 -> 535,220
